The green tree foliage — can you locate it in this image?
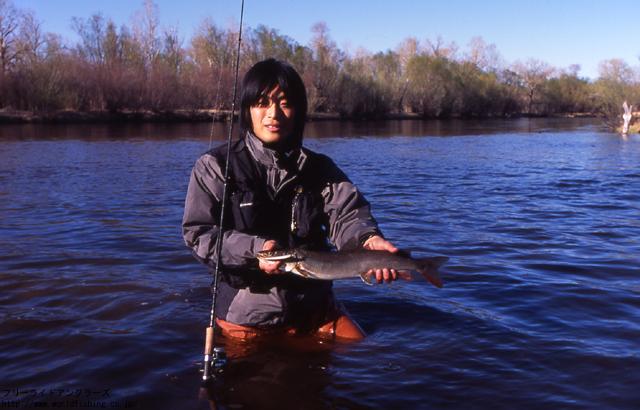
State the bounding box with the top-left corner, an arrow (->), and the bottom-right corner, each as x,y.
370,50 -> 405,112
336,51 -> 390,117
592,59 -> 640,128
453,62 -> 508,117
0,0 -> 638,122
405,54 -> 453,116
542,68 -> 593,114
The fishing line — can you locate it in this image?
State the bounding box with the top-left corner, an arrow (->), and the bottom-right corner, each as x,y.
207,65 -> 222,150
208,27 -> 230,150
202,0 -> 245,383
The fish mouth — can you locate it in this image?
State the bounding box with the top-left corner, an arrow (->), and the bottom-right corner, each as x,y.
256,250 -> 301,262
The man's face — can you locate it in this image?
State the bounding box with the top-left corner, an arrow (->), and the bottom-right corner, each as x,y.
250,86 -> 295,145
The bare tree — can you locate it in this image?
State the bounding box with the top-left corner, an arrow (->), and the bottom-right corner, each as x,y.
0,0 -> 634,120
148,26 -> 184,110
598,58 -> 636,83
566,64 -> 581,77
308,21 -> 342,112
465,36 -> 503,72
72,13 -> 107,64
424,35 -> 458,59
16,10 -> 45,65
132,0 -> 160,68
512,58 -> 555,114
190,18 -> 235,109
0,0 -> 21,75
396,37 -> 418,69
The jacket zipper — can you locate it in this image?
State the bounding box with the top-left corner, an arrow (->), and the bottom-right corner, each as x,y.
290,185 -> 304,233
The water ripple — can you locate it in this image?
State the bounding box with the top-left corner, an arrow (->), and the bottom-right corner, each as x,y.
1,126 -> 640,408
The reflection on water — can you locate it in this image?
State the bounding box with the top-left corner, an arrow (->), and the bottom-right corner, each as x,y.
0,116 -> 602,140
199,335 -> 339,410
1,119 -> 639,409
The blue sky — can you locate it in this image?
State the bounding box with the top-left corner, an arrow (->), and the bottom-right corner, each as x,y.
13,0 -> 640,80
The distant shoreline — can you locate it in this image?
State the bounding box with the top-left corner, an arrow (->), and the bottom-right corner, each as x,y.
0,109 -> 599,124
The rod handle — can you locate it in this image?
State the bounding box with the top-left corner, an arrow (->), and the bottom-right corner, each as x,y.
204,326 -> 214,355
202,326 -> 214,381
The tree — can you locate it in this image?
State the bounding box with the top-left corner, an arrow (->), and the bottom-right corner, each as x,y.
148,26 -> 185,111
424,35 -> 458,59
247,25 -> 298,63
465,36 -> 503,73
405,54 -> 453,117
543,68 -> 593,114
16,10 -> 46,64
370,50 -> 404,112
10,12 -> 68,111
336,49 -> 390,117
189,18 -> 235,110
3,0 -> 639,120
452,61 -> 507,117
132,0 -> 160,68
307,22 -> 342,112
0,0 -> 21,82
511,59 -> 555,114
394,37 -> 419,112
593,59 -> 640,128
72,13 -> 107,64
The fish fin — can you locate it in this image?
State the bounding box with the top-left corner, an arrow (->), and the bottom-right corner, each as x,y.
395,249 -> 413,258
390,249 -> 416,281
416,256 -> 448,288
359,272 -> 375,286
292,263 -> 314,279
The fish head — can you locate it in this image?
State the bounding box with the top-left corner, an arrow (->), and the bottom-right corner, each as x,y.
256,249 -> 311,276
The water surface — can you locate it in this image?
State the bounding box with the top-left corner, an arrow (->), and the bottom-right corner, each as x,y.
1,118 -> 639,409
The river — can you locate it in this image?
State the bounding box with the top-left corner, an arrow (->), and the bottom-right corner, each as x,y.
1,118 -> 639,409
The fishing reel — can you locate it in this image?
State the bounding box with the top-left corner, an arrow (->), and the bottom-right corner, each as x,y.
199,346 -> 227,405
212,346 -> 227,370
203,346 -> 227,382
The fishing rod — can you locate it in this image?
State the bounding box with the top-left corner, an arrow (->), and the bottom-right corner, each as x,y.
202,0 -> 245,383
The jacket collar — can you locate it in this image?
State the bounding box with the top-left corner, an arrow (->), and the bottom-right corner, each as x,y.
244,131 -> 307,171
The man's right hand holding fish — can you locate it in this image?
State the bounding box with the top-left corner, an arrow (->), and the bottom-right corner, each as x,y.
361,235 -> 399,283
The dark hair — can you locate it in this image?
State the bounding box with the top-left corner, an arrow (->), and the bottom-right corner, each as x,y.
239,59 -> 308,147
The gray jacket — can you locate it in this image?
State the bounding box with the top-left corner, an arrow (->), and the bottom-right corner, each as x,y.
182,132 -> 381,272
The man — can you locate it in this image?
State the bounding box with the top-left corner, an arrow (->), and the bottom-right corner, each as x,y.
183,59 -> 398,340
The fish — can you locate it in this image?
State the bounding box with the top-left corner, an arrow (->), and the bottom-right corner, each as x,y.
256,248 -> 447,288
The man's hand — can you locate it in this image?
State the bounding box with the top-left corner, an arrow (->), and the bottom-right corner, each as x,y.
258,240 -> 284,274
363,235 -> 399,283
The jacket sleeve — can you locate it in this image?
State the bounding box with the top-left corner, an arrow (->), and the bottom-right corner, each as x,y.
182,153 -> 267,269
319,156 -> 381,251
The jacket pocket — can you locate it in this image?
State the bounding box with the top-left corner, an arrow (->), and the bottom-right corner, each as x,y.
230,190 -> 260,231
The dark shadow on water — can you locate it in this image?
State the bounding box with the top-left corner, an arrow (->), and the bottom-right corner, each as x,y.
192,334 -> 370,410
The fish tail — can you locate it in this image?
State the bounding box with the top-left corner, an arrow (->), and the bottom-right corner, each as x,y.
416,256 -> 448,288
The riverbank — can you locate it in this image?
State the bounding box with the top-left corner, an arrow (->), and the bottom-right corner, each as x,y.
0,108 -> 599,124
619,123 -> 640,134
